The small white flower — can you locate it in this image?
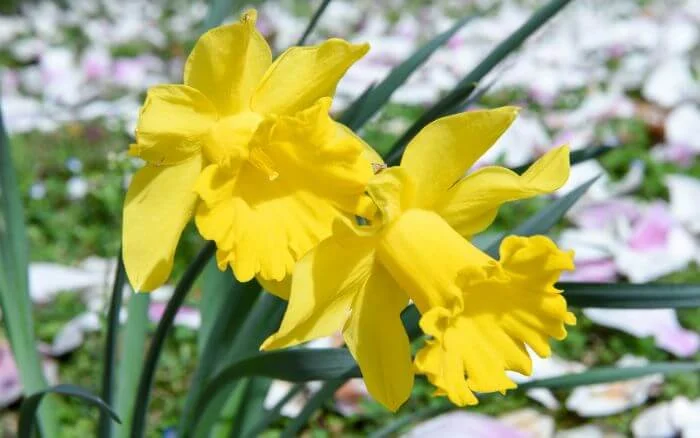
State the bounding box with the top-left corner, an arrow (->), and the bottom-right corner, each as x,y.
66,176 -> 89,200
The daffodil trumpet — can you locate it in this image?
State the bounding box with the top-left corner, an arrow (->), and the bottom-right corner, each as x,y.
263,107 -> 576,411
122,10 -> 374,294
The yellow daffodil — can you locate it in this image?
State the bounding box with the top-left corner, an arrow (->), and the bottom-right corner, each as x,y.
262,107 -> 575,411
122,10 -> 371,293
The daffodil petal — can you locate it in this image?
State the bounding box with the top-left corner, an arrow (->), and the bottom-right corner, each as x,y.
262,98 -> 375,215
400,107 -> 518,208
377,208 -> 489,313
261,226 -> 375,350
184,10 -> 272,114
130,85 -> 217,166
415,235 -> 575,403
257,275 -> 292,300
343,264 -> 413,412
123,155 -> 203,291
196,100 -> 375,283
437,145 -> 571,237
251,39 -> 369,115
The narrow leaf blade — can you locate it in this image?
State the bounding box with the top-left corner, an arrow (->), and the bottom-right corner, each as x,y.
562,282 -> 700,309
98,253 -> 127,438
485,176 -> 599,257
386,0 -> 572,161
343,14 -> 474,131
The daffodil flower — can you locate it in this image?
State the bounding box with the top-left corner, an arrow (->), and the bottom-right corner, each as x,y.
122,10 -> 371,292
262,107 -> 575,411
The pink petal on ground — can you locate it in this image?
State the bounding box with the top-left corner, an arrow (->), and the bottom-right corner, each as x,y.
0,342 -> 59,408
653,143 -> 698,167
0,343 -> 23,408
402,411 -> 528,438
560,258 -> 618,282
627,203 -> 673,250
148,303 -> 201,330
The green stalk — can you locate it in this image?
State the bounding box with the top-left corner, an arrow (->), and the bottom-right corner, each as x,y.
129,242 -> 216,438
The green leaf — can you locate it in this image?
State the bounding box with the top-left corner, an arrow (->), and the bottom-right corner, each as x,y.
485,176 -> 599,257
180,276 -> 261,436
341,14 -> 475,131
385,0 -> 572,162
18,384 -> 121,438
521,362 -> 700,390
562,282 -> 700,308
296,0 -> 333,45
227,378 -> 273,437
242,383 -> 306,438
130,242 -> 216,438
98,253 -> 127,438
198,261 -> 239,356
190,293 -> 287,437
280,378 -> 349,438
194,348 -> 359,431
0,94 -> 58,436
115,292 -> 150,438
338,83 -> 376,128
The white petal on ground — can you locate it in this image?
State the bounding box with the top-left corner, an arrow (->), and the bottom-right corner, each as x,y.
631,399 -> 678,438
509,351 -> 586,409
556,424 -> 625,438
402,411 -> 529,438
499,409 -> 555,438
565,356 -> 663,417
584,309 -> 699,357
50,312 -> 101,356
666,174 -> 700,233
665,104 -> 700,151
263,380 -> 309,418
478,114 -> 551,168
642,58 -> 698,108
29,262 -> 104,304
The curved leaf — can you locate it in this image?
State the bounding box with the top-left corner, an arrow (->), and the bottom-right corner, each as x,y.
18,384 -> 121,438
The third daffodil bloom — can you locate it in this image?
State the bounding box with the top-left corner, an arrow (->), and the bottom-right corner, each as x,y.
123,10 -> 371,292
262,107 -> 576,411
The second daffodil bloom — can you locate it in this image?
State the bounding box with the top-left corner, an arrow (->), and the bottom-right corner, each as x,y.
122,10 -> 372,292
262,107 -> 576,411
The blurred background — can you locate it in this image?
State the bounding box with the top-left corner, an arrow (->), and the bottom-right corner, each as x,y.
1,0 -> 699,436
